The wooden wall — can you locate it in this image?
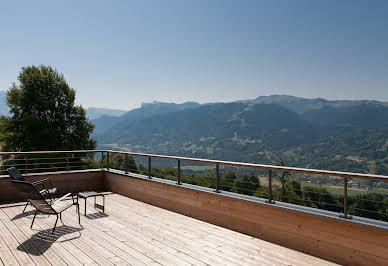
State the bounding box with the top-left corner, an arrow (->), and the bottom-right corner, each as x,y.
0,170 -> 104,203
105,172 -> 388,266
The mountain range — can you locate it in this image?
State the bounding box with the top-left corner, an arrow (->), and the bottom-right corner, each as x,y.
2,90 -> 388,175
93,95 -> 388,175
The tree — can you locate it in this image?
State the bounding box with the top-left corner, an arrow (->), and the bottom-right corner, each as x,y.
104,153 -> 138,173
277,158 -> 291,201
0,116 -> 11,151
232,173 -> 260,196
4,65 -> 96,151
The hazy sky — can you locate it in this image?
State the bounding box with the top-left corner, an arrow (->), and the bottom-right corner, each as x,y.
1,0 -> 387,110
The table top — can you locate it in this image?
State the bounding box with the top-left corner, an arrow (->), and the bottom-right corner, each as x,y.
78,191 -> 103,198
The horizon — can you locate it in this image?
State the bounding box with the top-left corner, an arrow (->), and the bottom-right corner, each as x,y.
2,89 -> 388,112
1,0 -> 387,110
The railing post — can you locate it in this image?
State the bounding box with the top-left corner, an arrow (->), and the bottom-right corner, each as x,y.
266,170 -> 274,203
215,164 -> 220,193
148,157 -> 152,179
107,151 -> 110,170
177,160 -> 181,185
101,151 -> 104,170
125,154 -> 128,174
341,177 -> 351,219
24,156 -> 28,174
66,157 -> 69,172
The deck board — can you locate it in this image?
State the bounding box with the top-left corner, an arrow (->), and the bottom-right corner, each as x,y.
0,193 -> 338,265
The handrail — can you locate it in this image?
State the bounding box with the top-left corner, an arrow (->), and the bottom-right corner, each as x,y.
1,149 -> 388,181
105,150 -> 388,181
0,150 -> 104,155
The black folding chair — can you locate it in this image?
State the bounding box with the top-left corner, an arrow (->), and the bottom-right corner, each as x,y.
11,180 -> 80,234
7,167 -> 59,213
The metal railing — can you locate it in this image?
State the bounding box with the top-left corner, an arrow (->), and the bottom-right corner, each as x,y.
0,150 -> 104,174
1,149 -> 388,221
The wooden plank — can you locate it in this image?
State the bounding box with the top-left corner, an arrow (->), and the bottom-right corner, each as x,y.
107,195 -> 291,266
17,206 -> 114,266
104,207 -> 221,265
0,214 -> 36,265
82,201 -> 236,265
89,194 -> 278,265
109,193 -> 337,266
105,199 -> 252,265
6,205 -> 83,266
58,209 -> 153,265
109,256 -> 130,266
14,204 -> 94,265
110,193 -> 334,265
72,197 -> 230,265
61,210 -> 178,266
1,206 -> 66,266
110,195 -> 272,258
0,234 -> 20,266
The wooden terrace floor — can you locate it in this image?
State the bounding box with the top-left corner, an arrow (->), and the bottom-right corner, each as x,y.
0,193 -> 337,265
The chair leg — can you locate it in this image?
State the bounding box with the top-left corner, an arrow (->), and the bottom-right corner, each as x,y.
31,211 -> 38,228
59,212 -> 62,221
22,202 -> 29,213
52,215 -> 59,234
77,203 -> 80,224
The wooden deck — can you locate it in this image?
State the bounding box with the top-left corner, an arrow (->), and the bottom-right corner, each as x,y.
0,193 -> 337,266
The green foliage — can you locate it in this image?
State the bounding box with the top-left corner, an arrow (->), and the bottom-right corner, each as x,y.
4,65 -> 96,151
232,173 -> 260,195
105,153 -> 138,173
133,164 -> 388,222
0,116 -> 12,151
301,186 -> 341,212
348,194 -> 387,220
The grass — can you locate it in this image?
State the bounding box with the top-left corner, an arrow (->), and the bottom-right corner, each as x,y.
300,182 -> 388,197
181,165 -> 216,171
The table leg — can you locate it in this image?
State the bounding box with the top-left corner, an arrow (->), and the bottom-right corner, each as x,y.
84,198 -> 87,216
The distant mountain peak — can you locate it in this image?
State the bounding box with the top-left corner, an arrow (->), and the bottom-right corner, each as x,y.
86,107 -> 127,120
141,101 -> 200,107
252,95 -> 386,114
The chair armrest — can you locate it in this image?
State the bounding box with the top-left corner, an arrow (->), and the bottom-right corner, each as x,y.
52,193 -> 71,204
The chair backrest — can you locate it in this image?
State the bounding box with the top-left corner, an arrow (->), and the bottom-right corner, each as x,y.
11,180 -> 56,214
7,167 -> 25,181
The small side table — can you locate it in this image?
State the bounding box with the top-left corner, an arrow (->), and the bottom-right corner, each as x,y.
77,191 -> 105,215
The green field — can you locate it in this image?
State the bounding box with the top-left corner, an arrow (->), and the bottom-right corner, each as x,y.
299,182 -> 388,197
181,165 -> 216,171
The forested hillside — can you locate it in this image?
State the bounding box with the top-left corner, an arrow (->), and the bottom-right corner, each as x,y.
92,101 -> 201,137
94,96 -> 388,175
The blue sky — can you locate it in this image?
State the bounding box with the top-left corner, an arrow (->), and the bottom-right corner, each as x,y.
0,0 -> 387,110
